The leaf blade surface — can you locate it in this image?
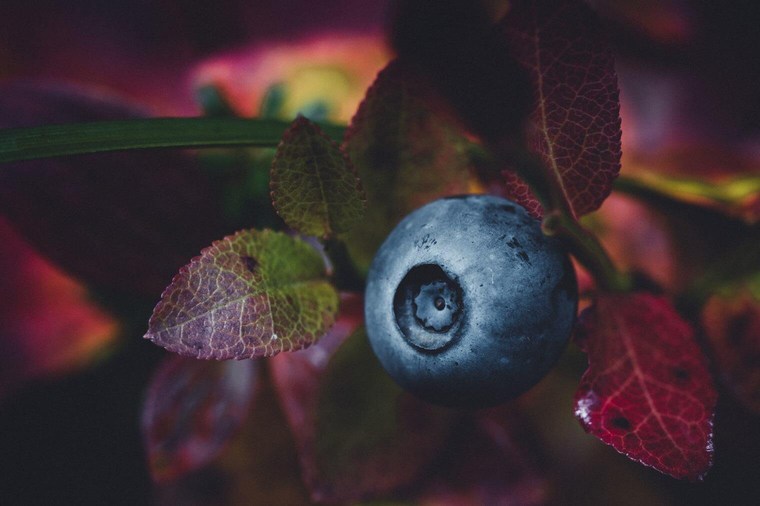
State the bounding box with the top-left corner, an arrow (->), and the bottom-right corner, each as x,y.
145,229 -> 338,359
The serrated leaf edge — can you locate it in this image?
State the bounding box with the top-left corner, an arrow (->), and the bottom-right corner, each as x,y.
270,116 -> 366,239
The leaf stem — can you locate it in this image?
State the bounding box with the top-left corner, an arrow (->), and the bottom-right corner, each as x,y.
0,117 -> 347,163
498,144 -> 632,292
323,238 -> 365,293
542,210 -> 631,292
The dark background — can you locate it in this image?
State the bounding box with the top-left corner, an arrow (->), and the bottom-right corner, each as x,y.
1,1 -> 760,504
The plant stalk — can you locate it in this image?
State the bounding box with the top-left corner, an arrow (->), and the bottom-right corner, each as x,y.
498,144 -> 632,292
0,117 -> 346,163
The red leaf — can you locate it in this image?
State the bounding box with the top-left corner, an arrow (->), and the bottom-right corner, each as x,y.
141,355 -> 258,482
574,292 -> 717,480
702,289 -> 760,414
0,81 -> 226,295
0,217 -> 119,396
501,0 -> 622,217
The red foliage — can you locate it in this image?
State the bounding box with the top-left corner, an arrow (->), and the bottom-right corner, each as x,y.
500,0 -> 622,218
574,292 -> 717,480
141,355 -> 258,482
0,82 -> 226,295
0,217 -> 118,395
702,290 -> 760,414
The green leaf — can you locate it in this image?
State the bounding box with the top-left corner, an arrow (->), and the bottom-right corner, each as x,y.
343,61 -> 474,272
0,117 -> 346,163
144,229 -> 338,359
270,116 -> 365,238
309,327 -> 457,503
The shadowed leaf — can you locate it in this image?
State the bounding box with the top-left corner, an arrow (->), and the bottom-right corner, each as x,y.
144,229 -> 338,360
271,314 -> 457,504
310,328 -> 456,502
342,61 -> 473,272
154,349 -> 315,505
270,293 -> 364,436
412,406 -> 548,505
702,287 -> 760,414
574,293 -> 717,480
500,0 -> 622,217
270,116 -> 365,238
141,355 -> 258,482
388,0 -> 532,144
0,81 -> 227,295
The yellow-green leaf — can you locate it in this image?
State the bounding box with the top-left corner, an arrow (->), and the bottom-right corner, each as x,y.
144,229 -> 338,359
270,116 -> 365,238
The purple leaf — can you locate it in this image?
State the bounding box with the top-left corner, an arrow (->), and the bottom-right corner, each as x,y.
500,0 -> 622,217
0,81 -> 226,295
145,229 -> 338,360
141,355 -> 258,482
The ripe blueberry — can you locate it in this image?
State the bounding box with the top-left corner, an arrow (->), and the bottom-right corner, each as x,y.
364,195 -> 577,408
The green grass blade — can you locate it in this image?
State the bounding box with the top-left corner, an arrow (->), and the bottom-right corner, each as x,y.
0,117 -> 347,163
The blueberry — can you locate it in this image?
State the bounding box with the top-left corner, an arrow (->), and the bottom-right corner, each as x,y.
364,195 -> 577,408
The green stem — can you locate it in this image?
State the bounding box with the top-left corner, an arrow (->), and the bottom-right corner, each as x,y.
323,238 -> 365,293
542,211 -> 632,292
0,117 -> 347,163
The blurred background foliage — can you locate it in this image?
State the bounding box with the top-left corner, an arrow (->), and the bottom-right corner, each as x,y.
1,0 -> 759,504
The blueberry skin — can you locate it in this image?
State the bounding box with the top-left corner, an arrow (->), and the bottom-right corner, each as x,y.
364,195 -> 577,408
